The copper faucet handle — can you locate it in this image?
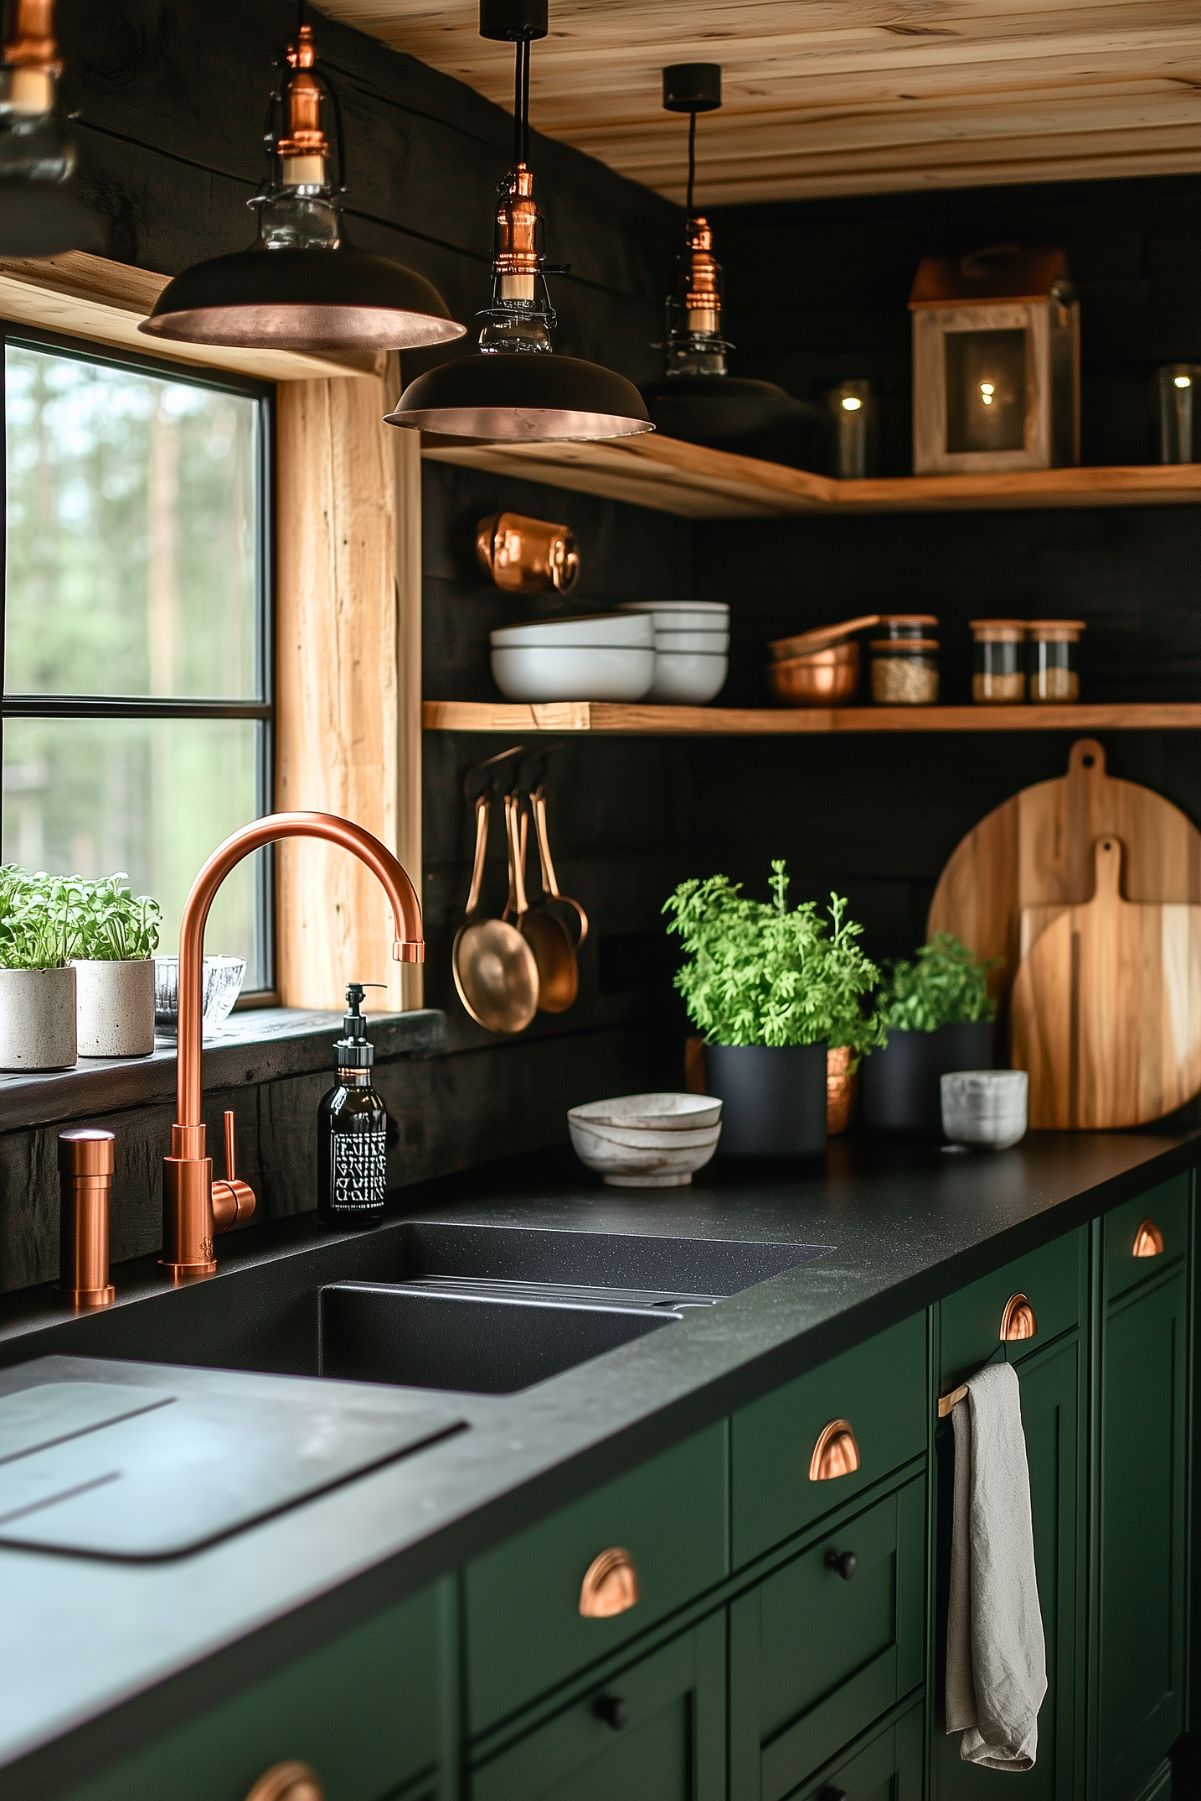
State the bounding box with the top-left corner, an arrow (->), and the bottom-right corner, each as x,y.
212,1110 -> 256,1234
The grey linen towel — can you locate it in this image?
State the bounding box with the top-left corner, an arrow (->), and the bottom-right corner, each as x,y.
945,1362 -> 1048,1771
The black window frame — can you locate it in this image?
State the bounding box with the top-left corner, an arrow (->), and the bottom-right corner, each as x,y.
0,322 -> 278,1003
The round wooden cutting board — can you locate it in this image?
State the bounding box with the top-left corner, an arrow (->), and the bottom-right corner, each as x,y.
1010,836 -> 1201,1128
927,738 -> 1201,1003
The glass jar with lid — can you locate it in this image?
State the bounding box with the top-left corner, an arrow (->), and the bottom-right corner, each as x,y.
870,637 -> 940,705
1029,619 -> 1084,703
971,620 -> 1027,703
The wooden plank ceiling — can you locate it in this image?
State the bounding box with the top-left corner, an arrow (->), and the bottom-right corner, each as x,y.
317,1 -> 1201,202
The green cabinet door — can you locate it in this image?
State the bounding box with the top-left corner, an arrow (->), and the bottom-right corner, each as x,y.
933,1334 -> 1084,1801
1093,1265 -> 1189,1801
470,1616 -> 725,1801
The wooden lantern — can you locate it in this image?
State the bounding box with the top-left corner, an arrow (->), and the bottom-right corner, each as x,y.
909,246 -> 1079,475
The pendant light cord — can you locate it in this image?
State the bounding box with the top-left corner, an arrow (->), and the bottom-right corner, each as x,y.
686,108 -> 697,215
513,34 -> 531,165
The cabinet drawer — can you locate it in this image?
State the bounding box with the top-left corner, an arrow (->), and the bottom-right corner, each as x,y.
63,1585 -> 445,1801
470,1615 -> 726,1801
731,1477 -> 925,1801
465,1425 -> 727,1736
1103,1175 -> 1190,1302
732,1313 -> 925,1567
939,1226 -> 1084,1386
792,1698 -> 924,1801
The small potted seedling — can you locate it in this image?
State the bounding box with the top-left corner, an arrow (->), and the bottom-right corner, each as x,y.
664,861 -> 880,1157
862,931 -> 997,1137
69,873 -> 162,1058
0,865 -> 78,1071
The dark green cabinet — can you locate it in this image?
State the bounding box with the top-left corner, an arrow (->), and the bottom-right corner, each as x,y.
730,1478 -> 925,1800
470,1616 -> 726,1801
790,1701 -> 924,1801
1092,1264 -> 1189,1801
933,1333 -> 1085,1801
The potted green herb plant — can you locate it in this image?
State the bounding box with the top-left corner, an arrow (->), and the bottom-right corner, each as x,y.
68,873 -> 163,1058
0,866 -> 78,1071
664,861 -> 880,1157
862,931 -> 997,1137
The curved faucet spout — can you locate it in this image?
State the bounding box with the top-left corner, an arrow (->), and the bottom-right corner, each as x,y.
163,810 -> 423,1281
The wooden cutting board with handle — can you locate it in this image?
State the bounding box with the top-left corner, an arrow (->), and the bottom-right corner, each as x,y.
1010,836 -> 1201,1128
928,738 -> 1201,1002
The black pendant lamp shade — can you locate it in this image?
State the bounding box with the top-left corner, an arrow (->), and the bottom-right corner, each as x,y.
141,18 -> 463,354
642,64 -> 790,442
385,0 -> 651,442
0,0 -> 103,256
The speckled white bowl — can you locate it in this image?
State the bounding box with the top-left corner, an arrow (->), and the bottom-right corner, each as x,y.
568,1092 -> 723,1187
941,1069 -> 1028,1149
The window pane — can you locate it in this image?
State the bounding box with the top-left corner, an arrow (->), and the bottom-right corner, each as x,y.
3,344 -> 261,700
2,716 -> 268,989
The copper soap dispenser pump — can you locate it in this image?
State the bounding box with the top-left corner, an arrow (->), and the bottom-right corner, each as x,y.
59,1127 -> 116,1309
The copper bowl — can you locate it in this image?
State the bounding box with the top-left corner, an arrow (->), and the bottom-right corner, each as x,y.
767,641 -> 860,706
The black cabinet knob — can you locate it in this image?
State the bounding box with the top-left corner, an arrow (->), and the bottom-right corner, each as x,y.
825,1548 -> 857,1581
817,1787 -> 848,1801
593,1694 -> 628,1731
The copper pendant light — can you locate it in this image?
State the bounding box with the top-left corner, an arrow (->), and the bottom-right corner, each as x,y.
0,0 -> 103,256
141,11 -> 463,354
641,64 -> 790,440
385,0 -> 651,443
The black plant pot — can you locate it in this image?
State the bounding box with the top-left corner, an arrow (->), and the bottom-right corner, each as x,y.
861,1020 -> 994,1138
705,1042 -> 828,1158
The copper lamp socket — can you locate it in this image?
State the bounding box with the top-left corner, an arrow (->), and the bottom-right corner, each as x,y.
58,1127 -> 116,1309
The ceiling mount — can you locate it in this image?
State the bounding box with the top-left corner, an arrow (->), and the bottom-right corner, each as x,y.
479,0 -> 547,41
662,63 -> 721,115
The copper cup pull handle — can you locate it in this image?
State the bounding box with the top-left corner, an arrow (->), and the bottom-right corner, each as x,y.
579,1547 -> 640,1618
808,1418 -> 861,1483
1000,1292 -> 1038,1341
244,1763 -> 325,1801
1132,1218 -> 1165,1258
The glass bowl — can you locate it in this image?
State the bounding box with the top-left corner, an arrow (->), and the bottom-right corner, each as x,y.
153,955 -> 246,1038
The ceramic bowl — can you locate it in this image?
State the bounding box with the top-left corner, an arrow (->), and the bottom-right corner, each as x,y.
654,628 -> 732,653
153,955 -> 247,1038
490,613 -> 653,650
621,601 -> 730,635
941,1069 -> 1029,1149
568,1113 -> 722,1188
648,650 -> 728,704
491,643 -> 655,702
570,1092 -> 723,1132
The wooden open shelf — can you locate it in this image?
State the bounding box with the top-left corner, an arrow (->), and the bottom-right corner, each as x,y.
423,434 -> 1201,521
423,701 -> 1201,736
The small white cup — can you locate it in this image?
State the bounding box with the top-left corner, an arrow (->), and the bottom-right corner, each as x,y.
941,1069 -> 1029,1149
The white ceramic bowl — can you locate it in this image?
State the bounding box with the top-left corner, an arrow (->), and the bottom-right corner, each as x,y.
491,613 -> 653,650
568,1115 -> 722,1188
655,628 -> 731,653
492,643 -> 655,702
648,650 -> 728,704
621,602 -> 729,635
570,1092 -> 723,1132
941,1069 -> 1029,1149
621,601 -> 729,618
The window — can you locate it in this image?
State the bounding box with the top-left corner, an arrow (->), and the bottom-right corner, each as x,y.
0,330 -> 274,994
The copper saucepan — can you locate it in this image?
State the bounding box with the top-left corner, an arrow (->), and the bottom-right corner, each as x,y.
506,793 -> 578,1014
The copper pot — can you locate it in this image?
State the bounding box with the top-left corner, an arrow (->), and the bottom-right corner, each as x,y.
768,642 -> 860,706
476,511 -> 580,595
826,1044 -> 858,1135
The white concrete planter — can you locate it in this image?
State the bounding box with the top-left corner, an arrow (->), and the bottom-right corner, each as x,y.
0,965 -> 77,1070
73,957 -> 155,1058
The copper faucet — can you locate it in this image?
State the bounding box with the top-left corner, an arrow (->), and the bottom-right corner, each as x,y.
162,811 -> 424,1282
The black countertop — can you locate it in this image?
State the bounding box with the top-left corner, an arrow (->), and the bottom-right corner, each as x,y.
1,1128 -> 1197,1795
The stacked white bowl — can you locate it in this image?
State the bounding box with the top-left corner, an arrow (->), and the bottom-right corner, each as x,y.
490,611 -> 655,701
620,601 -> 730,703
567,1092 -> 723,1187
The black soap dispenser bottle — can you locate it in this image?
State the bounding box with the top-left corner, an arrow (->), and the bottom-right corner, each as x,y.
317,983 -> 388,1228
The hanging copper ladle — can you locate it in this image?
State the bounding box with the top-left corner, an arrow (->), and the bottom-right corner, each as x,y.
451,793 -> 538,1034
529,785 -> 588,948
505,792 -> 578,1015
